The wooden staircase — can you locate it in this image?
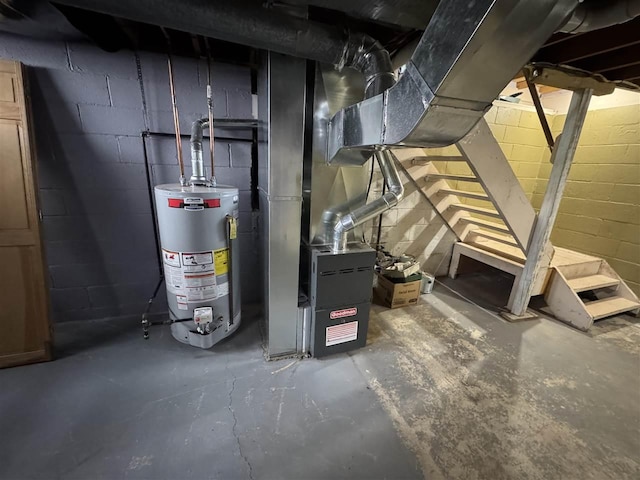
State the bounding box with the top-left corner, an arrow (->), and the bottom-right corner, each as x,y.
391,120 -> 640,331
545,253 -> 640,330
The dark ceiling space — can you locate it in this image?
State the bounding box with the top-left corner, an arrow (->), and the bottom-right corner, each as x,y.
532,17 -> 640,89
1,0 -> 639,88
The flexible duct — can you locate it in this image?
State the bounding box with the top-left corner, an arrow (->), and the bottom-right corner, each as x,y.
190,117 -> 208,185
332,149 -> 403,252
54,0 -> 395,98
558,0 -> 640,33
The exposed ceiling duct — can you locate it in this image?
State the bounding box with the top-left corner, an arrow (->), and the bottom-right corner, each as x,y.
48,0 -> 640,162
52,0 -> 395,98
327,0 -> 583,163
558,0 -> 640,33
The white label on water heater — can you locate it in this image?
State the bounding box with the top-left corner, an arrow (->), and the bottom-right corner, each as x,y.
176,295 -> 188,310
163,248 -> 218,300
217,282 -> 229,298
186,285 -> 217,302
182,252 -> 213,267
163,250 -> 181,267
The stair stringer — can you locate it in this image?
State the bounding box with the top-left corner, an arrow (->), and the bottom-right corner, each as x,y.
598,261 -> 640,317
456,119 -> 537,252
544,268 -> 594,331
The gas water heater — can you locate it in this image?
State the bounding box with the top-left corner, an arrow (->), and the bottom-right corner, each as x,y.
153,113 -> 241,348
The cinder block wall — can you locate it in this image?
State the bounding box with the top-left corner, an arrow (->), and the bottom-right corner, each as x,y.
365,103 -> 548,275
365,157 -> 458,277
365,100 -> 639,296
533,104 -> 640,295
0,32 -> 258,322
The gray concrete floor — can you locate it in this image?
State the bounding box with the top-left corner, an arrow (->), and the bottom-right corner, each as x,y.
1,271 -> 639,480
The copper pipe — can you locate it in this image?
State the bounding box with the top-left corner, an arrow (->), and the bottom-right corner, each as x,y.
167,55 -> 186,185
205,39 -> 216,185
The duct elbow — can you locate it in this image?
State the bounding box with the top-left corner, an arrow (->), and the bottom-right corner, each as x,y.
342,32 -> 395,98
330,150 -> 404,252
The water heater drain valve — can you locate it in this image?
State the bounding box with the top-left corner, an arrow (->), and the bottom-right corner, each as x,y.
193,307 -> 214,334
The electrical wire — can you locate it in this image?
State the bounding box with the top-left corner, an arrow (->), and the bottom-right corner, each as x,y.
362,156 -> 376,243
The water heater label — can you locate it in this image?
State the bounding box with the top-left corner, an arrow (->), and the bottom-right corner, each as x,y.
326,321 -> 358,347
214,248 -> 229,275
176,295 -> 188,310
163,248 -> 219,301
186,285 -> 217,302
182,252 -> 213,266
217,282 -> 229,298
163,250 -> 181,267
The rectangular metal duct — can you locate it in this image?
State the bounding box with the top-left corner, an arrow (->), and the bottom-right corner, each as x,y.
327,0 -> 581,165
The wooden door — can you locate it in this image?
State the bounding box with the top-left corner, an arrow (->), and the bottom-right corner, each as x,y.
0,59 -> 52,368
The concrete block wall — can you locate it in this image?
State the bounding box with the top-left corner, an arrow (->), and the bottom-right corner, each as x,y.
0,32 -> 257,322
364,103 -> 548,274
367,98 -> 639,297
533,103 -> 640,296
364,155 -> 458,277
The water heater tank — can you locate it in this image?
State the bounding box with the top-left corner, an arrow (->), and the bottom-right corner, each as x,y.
154,184 -> 241,349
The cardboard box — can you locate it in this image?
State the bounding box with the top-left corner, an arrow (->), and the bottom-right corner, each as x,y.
374,272 -> 421,309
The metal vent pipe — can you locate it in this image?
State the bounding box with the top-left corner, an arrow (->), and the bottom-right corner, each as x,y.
190,117 -> 209,185
332,149 -> 403,252
54,0 -> 395,98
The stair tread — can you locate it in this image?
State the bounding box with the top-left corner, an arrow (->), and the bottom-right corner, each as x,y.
467,230 -> 520,248
451,203 -> 501,218
426,173 -> 479,182
459,216 -> 510,233
438,188 -> 490,201
584,296 -> 640,320
567,274 -> 619,293
412,156 -> 466,164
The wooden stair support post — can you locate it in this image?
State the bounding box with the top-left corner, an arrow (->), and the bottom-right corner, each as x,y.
456,118 -> 536,252
510,88 -> 593,316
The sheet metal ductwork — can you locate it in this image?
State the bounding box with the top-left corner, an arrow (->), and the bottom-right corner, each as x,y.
327,0 -> 582,165
332,149 -> 403,252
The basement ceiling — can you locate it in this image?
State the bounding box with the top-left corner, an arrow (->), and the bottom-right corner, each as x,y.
532,17 -> 640,89
1,1 -> 639,88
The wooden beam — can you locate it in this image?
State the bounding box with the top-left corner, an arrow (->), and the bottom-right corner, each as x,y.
509,88 -> 593,316
456,119 -> 537,252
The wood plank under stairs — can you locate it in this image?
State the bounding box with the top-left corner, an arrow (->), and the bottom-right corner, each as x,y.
459,217 -> 510,234
412,155 -> 466,165
466,230 -> 519,248
450,203 -> 501,219
426,173 -> 479,183
437,188 -> 490,201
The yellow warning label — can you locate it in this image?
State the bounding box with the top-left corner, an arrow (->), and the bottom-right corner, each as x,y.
214,248 -> 229,275
229,217 -> 237,240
